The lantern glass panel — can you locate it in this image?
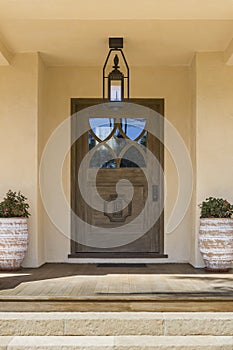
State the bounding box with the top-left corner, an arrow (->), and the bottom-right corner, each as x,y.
110,80 -> 122,101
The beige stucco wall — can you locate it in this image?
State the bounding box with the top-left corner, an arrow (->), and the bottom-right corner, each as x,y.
189,55 -> 199,266
37,54 -> 47,266
196,52 -> 233,200
0,53 -> 41,267
41,65 -> 192,263
193,52 -> 233,267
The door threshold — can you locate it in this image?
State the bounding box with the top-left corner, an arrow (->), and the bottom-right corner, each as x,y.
68,253 -> 168,259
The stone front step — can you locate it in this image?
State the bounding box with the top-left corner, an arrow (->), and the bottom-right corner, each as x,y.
0,336 -> 233,349
0,312 -> 232,336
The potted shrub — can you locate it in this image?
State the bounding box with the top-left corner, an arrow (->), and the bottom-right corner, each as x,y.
0,190 -> 30,270
199,197 -> 233,272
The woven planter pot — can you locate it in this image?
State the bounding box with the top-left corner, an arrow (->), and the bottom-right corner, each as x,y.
199,218 -> 233,272
0,218 -> 28,271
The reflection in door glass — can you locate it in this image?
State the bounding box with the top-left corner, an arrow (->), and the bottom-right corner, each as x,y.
106,128 -> 128,156
120,146 -> 146,168
101,159 -> 117,168
121,118 -> 146,139
137,131 -> 147,150
90,145 -> 116,168
89,118 -> 114,140
88,132 -> 98,150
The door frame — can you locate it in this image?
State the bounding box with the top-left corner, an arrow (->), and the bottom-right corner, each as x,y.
69,98 -> 166,258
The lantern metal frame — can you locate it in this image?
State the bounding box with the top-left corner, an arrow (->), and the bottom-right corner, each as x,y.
103,37 -> 129,101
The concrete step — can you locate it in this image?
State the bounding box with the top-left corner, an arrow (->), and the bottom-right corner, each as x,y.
0,312 -> 232,336
0,335 -> 233,349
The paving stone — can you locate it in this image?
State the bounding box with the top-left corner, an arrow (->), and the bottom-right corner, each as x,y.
0,336 -> 13,350
0,312 -> 232,338
7,336 -> 114,349
164,312 -> 233,336
2,336 -> 233,350
0,315 -> 64,336
64,313 -> 163,335
114,335 -> 233,349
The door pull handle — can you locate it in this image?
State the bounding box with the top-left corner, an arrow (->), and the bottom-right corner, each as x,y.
152,185 -> 159,202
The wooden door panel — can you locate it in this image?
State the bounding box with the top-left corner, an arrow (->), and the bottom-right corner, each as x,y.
70,98 -> 165,257
89,185 -> 145,228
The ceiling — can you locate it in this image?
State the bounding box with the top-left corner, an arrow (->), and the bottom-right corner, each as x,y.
0,0 -> 232,66
0,0 -> 232,20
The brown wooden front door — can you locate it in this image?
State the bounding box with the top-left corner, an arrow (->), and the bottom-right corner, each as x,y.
70,99 -> 166,258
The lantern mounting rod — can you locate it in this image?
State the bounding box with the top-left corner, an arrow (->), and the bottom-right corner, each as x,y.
109,37 -> 123,49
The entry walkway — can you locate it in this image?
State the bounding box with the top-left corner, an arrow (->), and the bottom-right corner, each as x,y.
0,263 -> 232,312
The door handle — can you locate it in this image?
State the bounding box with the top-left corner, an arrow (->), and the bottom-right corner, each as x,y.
152,185 -> 159,202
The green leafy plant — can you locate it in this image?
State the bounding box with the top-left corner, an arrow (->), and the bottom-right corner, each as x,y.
200,197 -> 233,218
0,190 -> 30,218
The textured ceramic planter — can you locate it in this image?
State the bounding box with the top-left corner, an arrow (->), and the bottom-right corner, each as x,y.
0,218 -> 28,271
199,218 -> 233,272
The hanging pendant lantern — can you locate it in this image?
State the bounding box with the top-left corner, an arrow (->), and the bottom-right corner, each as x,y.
103,37 -> 129,101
